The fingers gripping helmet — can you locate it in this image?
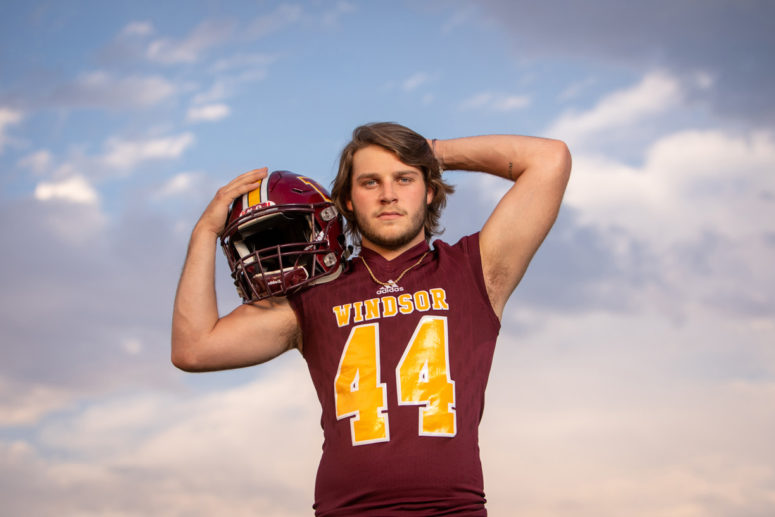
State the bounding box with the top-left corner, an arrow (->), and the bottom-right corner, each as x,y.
220,170 -> 345,302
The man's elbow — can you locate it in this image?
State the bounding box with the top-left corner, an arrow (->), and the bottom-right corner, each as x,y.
548,139 -> 572,182
170,338 -> 207,372
171,347 -> 195,372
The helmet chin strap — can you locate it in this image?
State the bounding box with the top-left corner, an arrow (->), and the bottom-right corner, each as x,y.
309,261 -> 343,286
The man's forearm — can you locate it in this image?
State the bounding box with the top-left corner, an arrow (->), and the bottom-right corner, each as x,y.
433,134 -> 569,182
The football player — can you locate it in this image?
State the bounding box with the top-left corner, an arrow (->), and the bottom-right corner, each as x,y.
172,122 -> 571,515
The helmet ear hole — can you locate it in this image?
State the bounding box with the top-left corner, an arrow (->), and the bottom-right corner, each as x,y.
220,170 -> 346,302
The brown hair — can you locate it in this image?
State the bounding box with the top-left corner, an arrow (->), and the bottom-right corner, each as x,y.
331,122 -> 455,243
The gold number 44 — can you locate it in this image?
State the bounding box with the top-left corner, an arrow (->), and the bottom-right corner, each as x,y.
334,316 -> 456,446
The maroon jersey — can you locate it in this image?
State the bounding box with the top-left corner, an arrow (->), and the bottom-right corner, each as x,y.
288,233 -> 501,516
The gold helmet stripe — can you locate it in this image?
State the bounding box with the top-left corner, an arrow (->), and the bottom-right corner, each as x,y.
298,176 -> 332,202
247,175 -> 268,207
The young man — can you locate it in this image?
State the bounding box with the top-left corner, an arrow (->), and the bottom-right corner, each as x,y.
172,122 -> 571,515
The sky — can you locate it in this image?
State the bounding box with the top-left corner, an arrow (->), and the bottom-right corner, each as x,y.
1,0 -> 774,515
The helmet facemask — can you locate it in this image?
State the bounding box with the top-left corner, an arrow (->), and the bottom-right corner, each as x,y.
230,210 -> 314,298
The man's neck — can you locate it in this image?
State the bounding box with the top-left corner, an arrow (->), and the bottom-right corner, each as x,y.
360,234 -> 427,261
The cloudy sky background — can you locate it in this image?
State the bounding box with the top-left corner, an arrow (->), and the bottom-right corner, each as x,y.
1,1 -> 774,515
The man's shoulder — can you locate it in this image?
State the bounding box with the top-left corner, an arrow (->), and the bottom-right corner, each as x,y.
431,232 -> 480,257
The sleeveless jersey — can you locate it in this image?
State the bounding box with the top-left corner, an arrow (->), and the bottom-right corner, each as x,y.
288,233 -> 501,516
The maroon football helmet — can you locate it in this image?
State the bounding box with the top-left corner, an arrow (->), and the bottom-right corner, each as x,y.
220,170 -> 346,302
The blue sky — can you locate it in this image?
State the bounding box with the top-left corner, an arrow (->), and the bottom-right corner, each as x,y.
2,1 -> 774,515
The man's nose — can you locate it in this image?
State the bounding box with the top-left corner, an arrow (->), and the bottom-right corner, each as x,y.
379,182 -> 397,203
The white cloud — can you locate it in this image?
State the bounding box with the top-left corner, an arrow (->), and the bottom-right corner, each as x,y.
154,172 -> 201,198
459,91 -> 530,112
442,6 -> 477,33
147,19 -> 234,64
121,338 -> 143,356
692,70 -> 715,90
22,185 -> 109,245
1,361 -> 320,516
565,129 -> 775,245
492,95 -> 530,111
320,1 -> 356,26
34,175 -> 99,205
477,0 -> 774,124
558,76 -> 598,101
121,21 -> 154,37
18,150 -> 52,174
0,107 -> 22,128
560,127 -> 775,318
54,71 -> 176,109
549,71 -> 682,144
0,107 -> 23,153
187,103 -> 231,122
0,377 -> 73,426
193,61 -> 271,106
481,309 -> 775,516
211,52 -> 276,73
101,132 -> 195,170
192,80 -> 234,105
246,4 -> 303,39
460,92 -> 493,109
18,133 -> 195,190
402,72 -> 431,92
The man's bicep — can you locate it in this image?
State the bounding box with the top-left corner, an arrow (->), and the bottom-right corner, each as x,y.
181,297 -> 300,372
222,297 -> 300,358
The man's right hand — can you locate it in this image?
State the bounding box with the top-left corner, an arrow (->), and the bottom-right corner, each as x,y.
196,167 -> 268,236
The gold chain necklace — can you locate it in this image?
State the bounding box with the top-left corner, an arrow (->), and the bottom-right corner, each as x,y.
359,250 -> 430,287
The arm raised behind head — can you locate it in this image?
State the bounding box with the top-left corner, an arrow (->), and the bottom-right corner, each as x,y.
432,135 -> 571,319
171,168 -> 301,372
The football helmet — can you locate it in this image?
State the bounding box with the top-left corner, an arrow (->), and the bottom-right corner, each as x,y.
220,170 -> 346,302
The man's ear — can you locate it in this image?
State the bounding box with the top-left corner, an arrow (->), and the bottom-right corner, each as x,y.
426,185 -> 434,205
346,198 -> 353,212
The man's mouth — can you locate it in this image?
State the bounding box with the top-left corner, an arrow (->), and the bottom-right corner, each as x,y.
376,210 -> 403,220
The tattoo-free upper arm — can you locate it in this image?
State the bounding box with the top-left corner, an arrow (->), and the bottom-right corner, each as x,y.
172,296 -> 300,372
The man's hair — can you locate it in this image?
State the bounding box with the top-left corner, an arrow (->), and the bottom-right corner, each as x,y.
331,122 -> 455,243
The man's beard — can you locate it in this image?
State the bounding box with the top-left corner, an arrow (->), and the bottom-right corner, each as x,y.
354,204 -> 427,250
